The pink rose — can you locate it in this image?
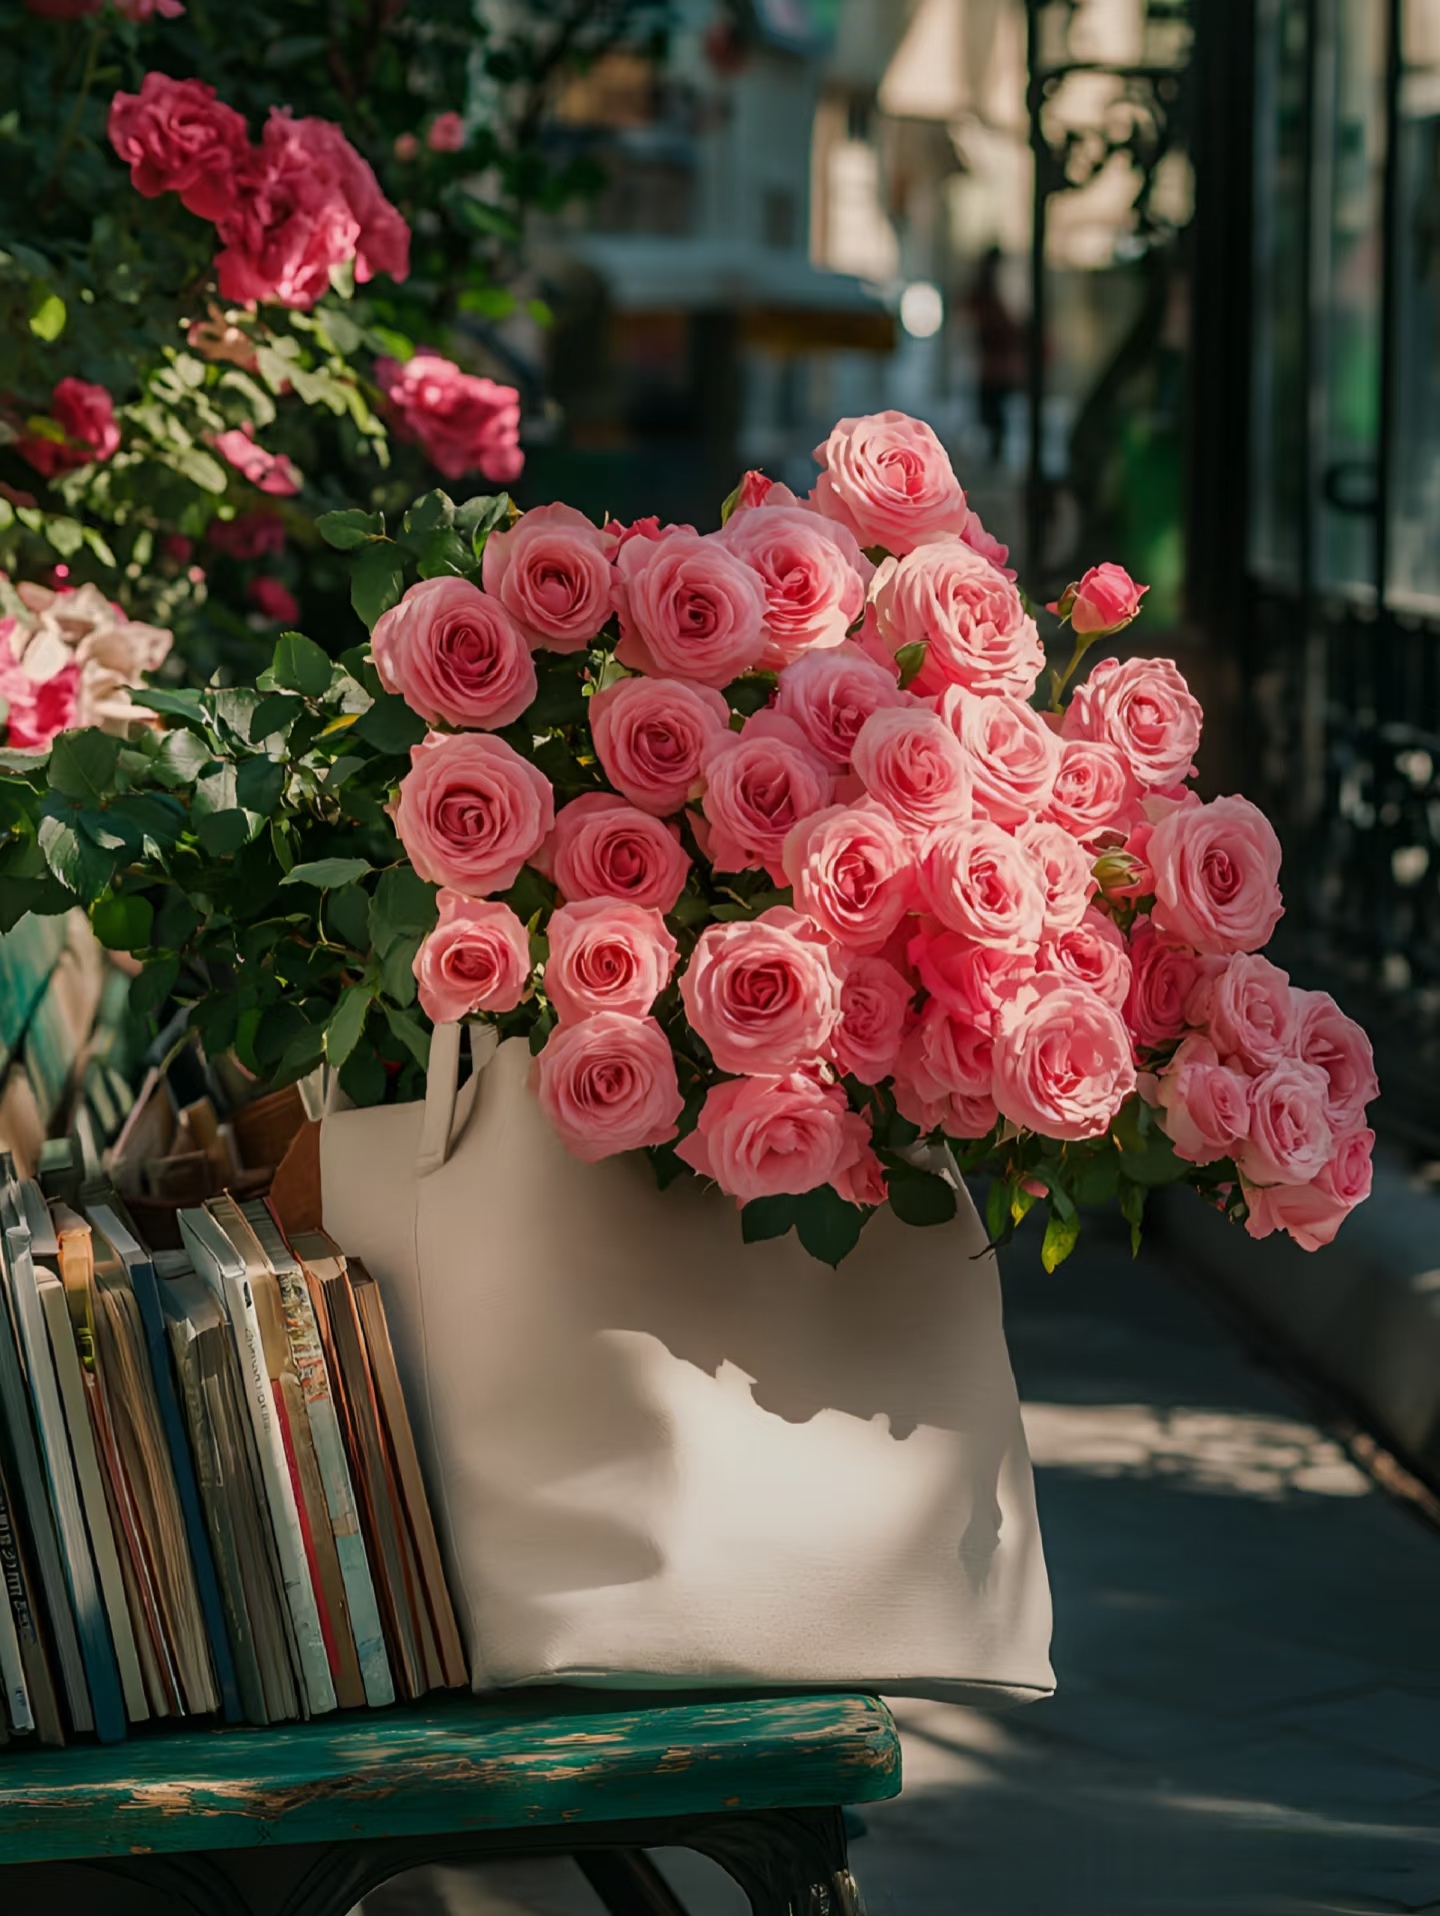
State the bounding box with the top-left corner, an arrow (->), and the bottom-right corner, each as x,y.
677,1071 -> 879,1205
993,980 -> 1138,1141
783,802 -> 912,951
1043,738 -> 1139,844
427,111 -> 466,152
831,955 -> 913,1081
0,622 -> 79,753
941,686 -> 1063,828
870,539 -> 1043,700
378,352 -> 522,484
1049,563 -> 1148,637
371,577 -> 536,731
393,132 -> 419,162
959,507 -> 1015,579
247,576 -> 299,625
851,704 -> 972,835
910,928 -> 1034,1031
701,714 -> 833,882
535,1012 -> 683,1163
615,530 -> 767,686
1292,991 -> 1378,1134
216,110 -> 410,309
480,503 -> 615,653
1237,1061 -> 1333,1187
1037,909 -> 1132,1010
718,504 -> 871,667
1125,916 -> 1209,1049
215,424 -> 301,496
894,1003 -> 998,1138
107,73 -> 247,220
1154,1034 -> 1251,1166
392,731 -> 554,896
1063,655 -> 1202,789
18,379 -> 121,480
1206,953 -> 1298,1069
810,411 -> 967,554
590,674 -> 730,816
544,899 -> 678,1023
919,820 -> 1047,949
413,892 -> 531,1023
1014,819 -> 1096,934
537,792 -> 691,913
207,509 -> 285,560
773,642 -> 910,767
1244,1127 -> 1374,1250
610,514 -> 695,552
681,908 -> 843,1075
1148,795 -> 1284,955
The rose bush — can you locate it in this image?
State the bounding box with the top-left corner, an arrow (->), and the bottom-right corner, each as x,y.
0,413 -> 1376,1268
0,0 -> 665,692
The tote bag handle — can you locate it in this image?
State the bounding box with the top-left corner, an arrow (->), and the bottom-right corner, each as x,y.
416,1021 -> 499,1179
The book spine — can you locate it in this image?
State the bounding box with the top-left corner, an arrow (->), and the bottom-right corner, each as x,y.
224,1273 -> 335,1716
129,1260 -> 242,1724
278,1271 -> 393,1709
0,1472 -> 33,1733
8,1242 -> 126,1743
37,1283 -> 149,1724
0,1279 -> 89,1732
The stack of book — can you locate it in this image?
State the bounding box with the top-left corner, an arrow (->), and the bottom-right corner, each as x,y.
0,1158 -> 466,1745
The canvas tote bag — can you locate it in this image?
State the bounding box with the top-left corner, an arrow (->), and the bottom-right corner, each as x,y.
318,1024 -> 1054,1704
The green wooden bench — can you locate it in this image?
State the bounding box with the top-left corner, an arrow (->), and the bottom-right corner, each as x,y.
0,1690 -> 901,1916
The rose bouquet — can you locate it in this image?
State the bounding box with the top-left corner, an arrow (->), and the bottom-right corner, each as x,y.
358,410 -> 1377,1267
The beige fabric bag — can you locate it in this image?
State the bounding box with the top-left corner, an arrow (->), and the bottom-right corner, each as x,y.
319,1025 -> 1054,1704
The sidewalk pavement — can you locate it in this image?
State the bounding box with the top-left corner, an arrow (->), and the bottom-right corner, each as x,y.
359,1219 -> 1440,1916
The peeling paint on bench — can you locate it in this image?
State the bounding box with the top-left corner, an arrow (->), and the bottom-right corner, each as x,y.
0,1691 -> 902,1868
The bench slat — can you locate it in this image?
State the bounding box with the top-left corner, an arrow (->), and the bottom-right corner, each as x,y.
0,1691 -> 900,1867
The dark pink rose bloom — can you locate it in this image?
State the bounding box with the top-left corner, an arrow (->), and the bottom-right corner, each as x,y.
378,351 -> 523,484
18,379 -> 120,479
108,72 -> 245,219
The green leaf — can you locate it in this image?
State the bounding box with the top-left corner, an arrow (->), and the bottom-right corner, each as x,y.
324,883 -> 371,952
132,687 -> 209,727
37,814 -> 115,902
154,728 -> 212,787
453,492 -> 512,559
91,892 -> 154,951
338,1043 -> 386,1106
740,1195 -> 799,1244
1119,1179 -> 1147,1257
402,491 -> 455,536
48,730 -> 121,804
370,866 -> 438,953
236,756 -> 285,818
272,630 -> 332,699
792,1187 -> 868,1267
281,856 -> 374,890
1041,1209 -> 1082,1273
250,692 -> 304,741
895,641 -> 928,689
887,1167 -> 958,1228
351,544 -> 406,630
379,932 -> 421,1006
382,1002 -> 430,1070
324,985 -> 372,1067
129,953 -> 180,1020
195,809 -> 250,856
353,692 -> 425,755
413,528 -> 473,579
722,673 -> 779,718
316,508 -> 385,551
985,1176 -> 1009,1244
28,292 -> 66,341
